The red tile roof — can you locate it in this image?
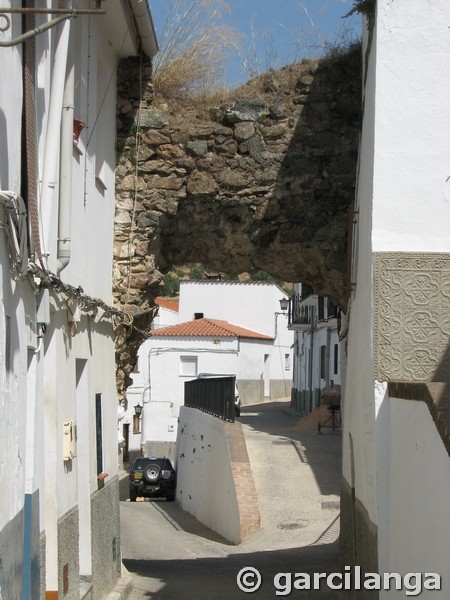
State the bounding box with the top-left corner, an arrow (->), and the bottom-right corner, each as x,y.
155,297 -> 179,312
151,318 -> 273,340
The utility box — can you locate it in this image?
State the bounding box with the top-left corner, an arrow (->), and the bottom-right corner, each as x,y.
36,289 -> 51,325
63,420 -> 77,461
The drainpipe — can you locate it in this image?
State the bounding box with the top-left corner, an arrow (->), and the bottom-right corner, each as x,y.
326,327 -> 332,386
39,7 -> 71,270
57,48 -> 74,272
308,307 -> 315,412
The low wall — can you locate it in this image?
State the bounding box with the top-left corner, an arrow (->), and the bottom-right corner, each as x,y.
141,441 -> 176,464
239,379 -> 292,405
176,407 -> 260,544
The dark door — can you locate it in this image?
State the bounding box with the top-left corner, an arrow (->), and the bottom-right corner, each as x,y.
123,423 -> 130,463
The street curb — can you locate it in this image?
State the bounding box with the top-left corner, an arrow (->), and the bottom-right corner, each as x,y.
104,565 -> 133,600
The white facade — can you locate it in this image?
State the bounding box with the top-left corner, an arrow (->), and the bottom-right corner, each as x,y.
342,1 -> 450,597
289,283 -> 342,415
152,297 -> 180,329
125,281 -> 293,456
0,2 -> 156,598
178,280 -> 289,338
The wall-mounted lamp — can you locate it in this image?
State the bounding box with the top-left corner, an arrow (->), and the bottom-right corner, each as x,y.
134,403 -> 143,417
275,297 -> 290,338
279,297 -> 289,312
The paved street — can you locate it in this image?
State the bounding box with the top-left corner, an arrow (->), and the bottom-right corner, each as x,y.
120,400 -> 342,598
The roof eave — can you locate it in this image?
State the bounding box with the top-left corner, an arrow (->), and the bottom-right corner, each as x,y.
128,0 -> 159,57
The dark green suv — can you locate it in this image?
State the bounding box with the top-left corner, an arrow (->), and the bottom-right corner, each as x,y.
129,457 -> 176,502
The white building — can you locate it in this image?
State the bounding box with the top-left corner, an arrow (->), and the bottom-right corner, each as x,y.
152,296 -> 180,330
0,2 -> 157,598
289,283 -> 342,416
125,281 -> 293,458
341,2 -> 450,597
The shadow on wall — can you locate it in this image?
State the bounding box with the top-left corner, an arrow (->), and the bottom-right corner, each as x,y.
433,339 -> 450,383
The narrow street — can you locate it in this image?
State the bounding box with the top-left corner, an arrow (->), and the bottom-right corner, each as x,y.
120,400 -> 342,599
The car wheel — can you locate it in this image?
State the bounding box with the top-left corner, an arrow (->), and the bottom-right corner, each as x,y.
130,487 -> 138,502
144,464 -> 161,483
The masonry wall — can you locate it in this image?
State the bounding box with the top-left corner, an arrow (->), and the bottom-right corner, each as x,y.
114,48 -> 362,395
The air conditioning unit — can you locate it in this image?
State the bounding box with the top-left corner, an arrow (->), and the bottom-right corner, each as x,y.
63,420 -> 77,461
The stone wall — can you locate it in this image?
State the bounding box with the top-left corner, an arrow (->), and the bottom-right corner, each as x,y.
114,46 -> 361,396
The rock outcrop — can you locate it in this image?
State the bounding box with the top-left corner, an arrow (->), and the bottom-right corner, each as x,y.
113,46 -> 361,396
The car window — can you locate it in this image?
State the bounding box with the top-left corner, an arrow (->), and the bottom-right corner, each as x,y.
132,458 -> 165,470
132,458 -> 174,470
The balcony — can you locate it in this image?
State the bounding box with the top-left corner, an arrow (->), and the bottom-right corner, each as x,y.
288,293 -> 315,329
318,296 -> 339,323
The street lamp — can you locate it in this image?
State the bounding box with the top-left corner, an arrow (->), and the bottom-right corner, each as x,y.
134,403 -> 143,417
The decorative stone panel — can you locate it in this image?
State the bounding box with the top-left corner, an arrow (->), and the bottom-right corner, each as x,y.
374,253 -> 450,381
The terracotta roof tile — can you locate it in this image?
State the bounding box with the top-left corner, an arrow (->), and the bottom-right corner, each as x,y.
155,297 -> 179,312
151,318 -> 273,340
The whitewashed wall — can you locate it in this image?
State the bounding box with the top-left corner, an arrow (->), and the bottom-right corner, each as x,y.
1,0 -> 156,597
342,12 -> 380,529
178,281 -> 290,341
0,10 -> 44,596
176,407 -> 241,544
39,13 -> 121,592
128,335 -> 283,445
179,280 -> 293,390
372,1 -> 450,254
376,391 -> 450,599
342,0 -> 450,585
152,304 -> 179,329
126,281 -> 294,448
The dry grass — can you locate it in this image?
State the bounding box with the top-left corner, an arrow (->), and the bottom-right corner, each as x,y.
153,0 -> 238,100
152,0 -> 361,124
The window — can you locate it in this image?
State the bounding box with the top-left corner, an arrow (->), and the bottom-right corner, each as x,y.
301,283 -> 314,300
180,356 -> 198,377
320,345 -> 327,379
284,353 -> 291,370
95,393 -> 103,476
318,296 -> 325,321
334,344 -> 339,375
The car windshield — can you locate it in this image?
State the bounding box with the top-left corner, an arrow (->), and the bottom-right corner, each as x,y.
132,458 -> 172,471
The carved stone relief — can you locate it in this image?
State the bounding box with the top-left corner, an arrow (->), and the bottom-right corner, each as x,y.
374,253 -> 450,382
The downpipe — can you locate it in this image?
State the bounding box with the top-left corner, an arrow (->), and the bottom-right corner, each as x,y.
57,46 -> 74,273
39,4 -> 71,272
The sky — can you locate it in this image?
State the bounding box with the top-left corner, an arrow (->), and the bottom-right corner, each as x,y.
148,0 -> 362,86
